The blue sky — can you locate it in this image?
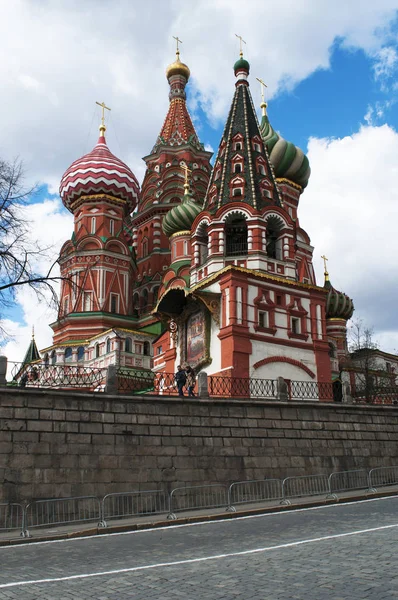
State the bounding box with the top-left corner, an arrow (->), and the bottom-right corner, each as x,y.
1,0 -> 398,360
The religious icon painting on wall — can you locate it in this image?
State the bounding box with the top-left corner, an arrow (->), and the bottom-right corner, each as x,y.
186,311 -> 206,366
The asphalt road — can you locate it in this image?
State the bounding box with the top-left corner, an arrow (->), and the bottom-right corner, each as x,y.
0,496 -> 397,599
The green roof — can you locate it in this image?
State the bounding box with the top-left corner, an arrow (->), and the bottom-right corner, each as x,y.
21,336 -> 40,367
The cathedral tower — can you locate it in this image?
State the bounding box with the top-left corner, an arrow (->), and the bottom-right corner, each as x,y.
52,108 -> 140,345
129,45 -> 212,324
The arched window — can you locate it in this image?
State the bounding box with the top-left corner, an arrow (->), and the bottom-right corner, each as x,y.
95,343 -> 100,358
197,222 -> 209,265
133,293 -> 140,316
125,337 -> 132,352
110,219 -> 114,235
65,347 -> 73,362
258,164 -> 266,176
235,142 -> 242,151
233,188 -> 242,197
234,163 -> 242,174
143,341 -> 150,356
44,353 -> 49,367
152,286 -> 159,305
141,289 -> 148,311
77,346 -> 85,361
91,217 -> 96,234
265,217 -> 283,260
106,338 -> 111,354
225,215 -> 248,256
51,350 -> 56,365
142,239 -> 148,257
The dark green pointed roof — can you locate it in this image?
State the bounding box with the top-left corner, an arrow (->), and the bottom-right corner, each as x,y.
204,69 -> 281,213
21,335 -> 40,367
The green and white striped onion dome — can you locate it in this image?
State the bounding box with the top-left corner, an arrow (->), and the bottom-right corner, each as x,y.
260,110 -> 311,188
325,279 -> 354,320
162,190 -> 202,237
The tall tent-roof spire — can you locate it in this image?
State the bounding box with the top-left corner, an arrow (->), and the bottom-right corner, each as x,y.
151,42 -> 203,154
203,51 -> 282,212
21,328 -> 40,367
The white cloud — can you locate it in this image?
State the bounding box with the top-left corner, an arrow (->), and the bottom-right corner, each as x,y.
0,0 -> 397,189
18,74 -> 41,91
373,46 -> 398,81
300,122 -> 398,351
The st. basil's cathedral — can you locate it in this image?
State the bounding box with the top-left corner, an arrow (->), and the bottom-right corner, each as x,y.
38,45 -> 355,391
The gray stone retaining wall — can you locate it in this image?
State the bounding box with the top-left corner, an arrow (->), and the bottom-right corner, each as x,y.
1,388 -> 397,503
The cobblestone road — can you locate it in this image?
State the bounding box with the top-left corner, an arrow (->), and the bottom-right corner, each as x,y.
0,496 -> 397,599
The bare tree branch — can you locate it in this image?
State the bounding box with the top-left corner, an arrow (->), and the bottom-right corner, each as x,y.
0,157 -> 73,340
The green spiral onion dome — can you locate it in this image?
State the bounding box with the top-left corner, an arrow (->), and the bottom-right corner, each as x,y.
324,278 -> 354,320
162,189 -> 202,237
260,108 -> 311,188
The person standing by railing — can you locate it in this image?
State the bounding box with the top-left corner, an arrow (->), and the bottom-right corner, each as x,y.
175,365 -> 187,397
186,365 -> 196,397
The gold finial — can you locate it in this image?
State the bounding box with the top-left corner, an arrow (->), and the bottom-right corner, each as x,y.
96,101 -> 111,135
173,35 -> 183,59
235,33 -> 246,58
32,326 -> 35,340
256,77 -> 268,116
181,163 -> 192,193
321,255 -> 329,282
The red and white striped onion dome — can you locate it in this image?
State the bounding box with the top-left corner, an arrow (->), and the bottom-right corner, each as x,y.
59,132 -> 140,213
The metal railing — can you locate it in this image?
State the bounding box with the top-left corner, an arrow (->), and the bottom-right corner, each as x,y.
100,490 -> 168,527
9,362 -> 106,391
328,469 -> 370,497
168,484 -> 229,520
353,387 -> 398,405
0,503 -> 24,532
227,479 -> 283,511
24,496 -> 101,537
281,474 -> 330,504
369,466 -> 398,490
117,369 -> 178,395
209,376 -> 277,399
288,381 -> 335,402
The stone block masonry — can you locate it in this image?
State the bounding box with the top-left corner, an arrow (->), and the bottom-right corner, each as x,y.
1,388 -> 397,503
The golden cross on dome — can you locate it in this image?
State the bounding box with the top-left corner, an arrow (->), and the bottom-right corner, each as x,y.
256,77 -> 268,103
96,101 -> 111,131
321,254 -> 330,280
173,35 -> 183,57
235,33 -> 246,57
181,163 -> 192,191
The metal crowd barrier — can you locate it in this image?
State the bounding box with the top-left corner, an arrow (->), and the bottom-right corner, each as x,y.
2,465 -> 398,538
281,474 -> 330,504
100,490 -> 168,527
168,484 -> 229,520
0,503 -> 24,534
328,469 -> 370,498
227,479 -> 283,511
24,496 -> 101,537
369,466 -> 398,490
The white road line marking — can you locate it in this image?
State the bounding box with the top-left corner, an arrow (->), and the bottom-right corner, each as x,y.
1,522 -> 397,589
1,494 -> 396,549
